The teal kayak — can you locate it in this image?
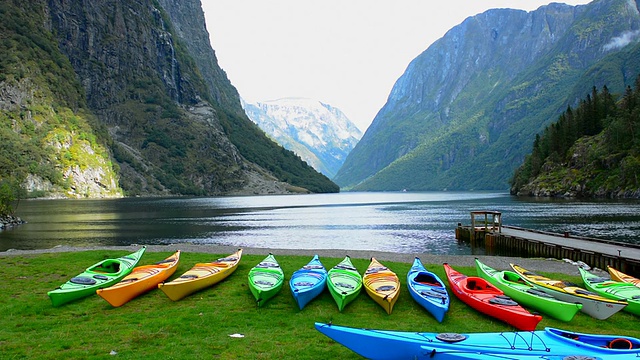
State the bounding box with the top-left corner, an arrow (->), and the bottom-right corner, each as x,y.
315,322 -> 640,360
248,253 -> 284,307
407,257 -> 449,322
580,267 -> 640,316
475,258 -> 582,321
48,247 -> 146,307
327,256 -> 362,311
289,255 -> 327,310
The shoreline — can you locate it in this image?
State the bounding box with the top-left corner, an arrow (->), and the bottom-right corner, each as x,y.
0,243 -> 591,276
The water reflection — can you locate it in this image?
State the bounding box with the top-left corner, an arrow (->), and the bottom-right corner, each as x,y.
1,192 -> 639,254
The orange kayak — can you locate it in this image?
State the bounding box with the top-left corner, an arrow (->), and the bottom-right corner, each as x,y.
97,250 -> 181,307
363,257 -> 400,314
158,249 -> 242,301
608,266 -> 640,287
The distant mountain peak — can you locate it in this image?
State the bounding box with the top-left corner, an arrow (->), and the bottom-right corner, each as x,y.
243,98 -> 362,179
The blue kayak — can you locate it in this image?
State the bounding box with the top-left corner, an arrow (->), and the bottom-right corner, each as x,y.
406,257 -> 449,322
289,255 -> 327,310
315,322 -> 640,360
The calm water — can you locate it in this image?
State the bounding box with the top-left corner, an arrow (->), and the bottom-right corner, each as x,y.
1,192 -> 639,254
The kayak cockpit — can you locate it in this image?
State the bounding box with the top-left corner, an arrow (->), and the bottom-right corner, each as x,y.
547,328 -> 640,350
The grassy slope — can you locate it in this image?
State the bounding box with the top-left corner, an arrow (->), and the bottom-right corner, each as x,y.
2,251 -> 639,359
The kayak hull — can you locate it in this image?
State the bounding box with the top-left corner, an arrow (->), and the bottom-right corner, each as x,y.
48,247 -> 146,307
407,257 -> 449,322
444,263 -> 542,331
248,253 -> 284,307
315,322 -> 640,360
363,257 -> 400,314
511,263 -> 627,320
328,256 -> 362,311
97,250 -> 181,307
289,255 -> 327,310
475,259 -> 582,322
158,249 -> 242,301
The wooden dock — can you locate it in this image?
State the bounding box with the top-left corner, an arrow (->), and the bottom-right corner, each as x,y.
456,211 -> 640,276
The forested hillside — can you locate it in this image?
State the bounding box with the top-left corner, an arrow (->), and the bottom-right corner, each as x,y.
334,0 -> 640,192
511,75 -> 640,197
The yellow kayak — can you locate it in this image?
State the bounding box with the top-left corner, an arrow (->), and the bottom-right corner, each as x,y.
363,257 -> 400,314
608,266 -> 640,287
97,250 -> 181,307
511,263 -> 626,320
158,249 -> 242,301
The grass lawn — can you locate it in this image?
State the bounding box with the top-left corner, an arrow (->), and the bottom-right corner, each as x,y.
1,250 -> 639,359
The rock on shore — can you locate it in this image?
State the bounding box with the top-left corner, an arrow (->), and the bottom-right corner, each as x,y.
0,215 -> 25,229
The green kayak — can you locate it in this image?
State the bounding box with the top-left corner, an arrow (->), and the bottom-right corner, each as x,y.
328,256 -> 362,311
48,247 -> 146,307
580,267 -> 640,316
475,258 -> 582,322
248,253 -> 284,307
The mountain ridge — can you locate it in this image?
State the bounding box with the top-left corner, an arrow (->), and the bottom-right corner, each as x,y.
334,0 -> 640,192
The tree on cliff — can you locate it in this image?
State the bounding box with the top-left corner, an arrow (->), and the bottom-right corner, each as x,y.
511,75 -> 640,197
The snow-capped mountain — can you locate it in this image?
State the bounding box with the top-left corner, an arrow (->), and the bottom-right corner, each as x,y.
242,98 -> 362,179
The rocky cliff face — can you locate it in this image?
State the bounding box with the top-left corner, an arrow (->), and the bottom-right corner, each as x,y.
335,0 -> 640,191
243,98 -> 362,178
24,0 -> 337,196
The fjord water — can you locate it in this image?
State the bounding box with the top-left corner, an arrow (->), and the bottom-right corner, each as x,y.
1,192 -> 639,254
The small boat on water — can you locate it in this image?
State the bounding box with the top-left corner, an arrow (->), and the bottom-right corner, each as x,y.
608,265 -> 640,287
580,267 -> 640,316
363,257 -> 400,314
248,253 -> 284,307
511,263 -> 627,320
327,256 -> 362,311
444,263 -> 542,331
48,247 -> 146,307
289,255 -> 327,310
97,250 -> 181,307
158,249 -> 242,301
475,258 -> 582,322
315,322 -> 640,360
406,257 -> 449,322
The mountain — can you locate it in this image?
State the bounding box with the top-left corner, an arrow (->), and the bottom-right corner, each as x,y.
242,98 -> 362,178
334,0 -> 640,191
0,0 -> 338,198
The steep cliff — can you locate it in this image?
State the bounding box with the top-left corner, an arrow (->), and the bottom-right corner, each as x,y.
335,0 -> 640,191
0,0 -> 337,197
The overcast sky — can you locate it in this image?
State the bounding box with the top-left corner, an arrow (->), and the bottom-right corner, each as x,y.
202,1 -> 592,131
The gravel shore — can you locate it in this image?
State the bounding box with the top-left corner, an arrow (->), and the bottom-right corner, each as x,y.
0,243 -> 595,277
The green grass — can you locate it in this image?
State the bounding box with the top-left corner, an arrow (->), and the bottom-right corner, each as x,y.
1,251 -> 639,359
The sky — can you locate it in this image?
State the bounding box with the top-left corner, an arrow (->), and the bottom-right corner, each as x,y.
202,1 -> 592,132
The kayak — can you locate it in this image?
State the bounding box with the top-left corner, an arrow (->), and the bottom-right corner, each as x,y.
363,257 -> 400,314
608,265 -> 640,287
580,267 -> 640,316
315,322 -> 640,360
97,250 -> 181,307
289,254 -> 327,310
158,249 -> 242,301
444,263 -> 542,331
248,253 -> 284,307
327,256 -> 362,311
406,257 -> 449,322
511,263 -> 627,320
475,258 -> 582,322
48,247 -> 146,307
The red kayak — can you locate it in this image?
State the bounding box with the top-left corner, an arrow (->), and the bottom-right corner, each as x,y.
443,263 -> 542,331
